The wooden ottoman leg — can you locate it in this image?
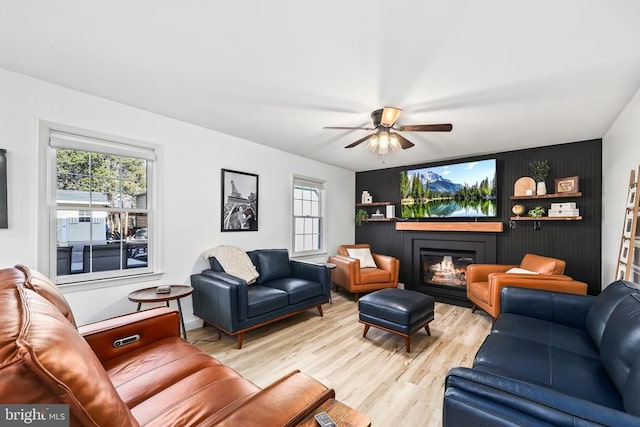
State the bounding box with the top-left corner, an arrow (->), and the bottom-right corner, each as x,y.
404,336 -> 411,353
363,324 -> 370,338
425,324 -> 431,336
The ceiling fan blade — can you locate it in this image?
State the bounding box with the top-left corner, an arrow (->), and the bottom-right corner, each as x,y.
394,133 -> 415,149
397,123 -> 453,132
323,126 -> 375,130
344,134 -> 373,148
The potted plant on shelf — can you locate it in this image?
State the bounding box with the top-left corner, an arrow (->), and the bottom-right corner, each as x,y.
528,206 -> 545,218
355,209 -> 368,226
529,160 -> 550,195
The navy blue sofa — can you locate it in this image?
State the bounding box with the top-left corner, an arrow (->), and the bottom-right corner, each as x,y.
443,280 -> 640,426
190,249 -> 330,349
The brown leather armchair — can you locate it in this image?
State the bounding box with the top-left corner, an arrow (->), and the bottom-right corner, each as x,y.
328,244 -> 399,301
0,265 -> 336,426
466,253 -> 588,319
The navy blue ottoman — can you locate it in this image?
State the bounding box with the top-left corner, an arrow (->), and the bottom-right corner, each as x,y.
358,288 -> 435,352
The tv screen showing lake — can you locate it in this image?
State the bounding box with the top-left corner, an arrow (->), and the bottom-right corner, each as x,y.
400,159 -> 497,218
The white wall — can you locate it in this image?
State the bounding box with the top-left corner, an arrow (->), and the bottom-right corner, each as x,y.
0,68 -> 355,328
602,87 -> 640,286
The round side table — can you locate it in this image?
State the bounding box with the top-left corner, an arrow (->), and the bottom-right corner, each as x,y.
128,285 -> 193,339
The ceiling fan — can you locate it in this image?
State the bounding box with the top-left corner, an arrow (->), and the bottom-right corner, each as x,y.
323,107 -> 452,155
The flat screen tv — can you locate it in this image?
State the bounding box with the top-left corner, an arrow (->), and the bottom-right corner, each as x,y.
400,158 -> 497,218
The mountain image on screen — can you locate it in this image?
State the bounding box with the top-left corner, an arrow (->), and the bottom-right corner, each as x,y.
400,159 -> 497,218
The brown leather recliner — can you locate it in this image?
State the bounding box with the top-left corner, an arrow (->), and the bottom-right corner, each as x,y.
0,265 -> 335,426
466,253 -> 588,319
328,244 -> 399,301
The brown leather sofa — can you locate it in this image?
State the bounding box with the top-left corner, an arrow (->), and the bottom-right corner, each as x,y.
0,265 -> 335,426
328,243 -> 399,301
466,253 -> 588,319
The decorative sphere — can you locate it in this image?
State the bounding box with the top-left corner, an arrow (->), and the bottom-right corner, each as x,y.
512,204 -> 525,216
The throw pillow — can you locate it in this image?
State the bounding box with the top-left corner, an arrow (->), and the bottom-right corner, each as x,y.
505,267 -> 539,275
346,248 -> 377,268
201,245 -> 259,284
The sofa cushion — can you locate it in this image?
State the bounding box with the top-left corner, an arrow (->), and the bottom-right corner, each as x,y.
474,333 -> 623,410
492,313 -> 599,359
600,294 -> 640,415
1,285 -> 137,426
586,280 -> 640,348
266,278 -> 322,305
359,268 -> 391,285
346,247 -> 377,268
246,285 -> 288,318
251,249 -> 292,284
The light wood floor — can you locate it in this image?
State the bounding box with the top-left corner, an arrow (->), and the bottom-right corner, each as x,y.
189,290 -> 492,426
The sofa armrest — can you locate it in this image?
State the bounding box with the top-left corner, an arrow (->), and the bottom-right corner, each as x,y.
79,307 -> 180,363
371,253 -> 399,280
467,264 -> 516,284
290,260 -> 330,297
191,271 -> 248,331
214,370 -> 335,427
328,254 -> 360,287
500,286 -> 595,329
444,367 -> 640,427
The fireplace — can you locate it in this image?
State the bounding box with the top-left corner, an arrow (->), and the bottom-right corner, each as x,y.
421,249 -> 475,288
402,231 -> 497,307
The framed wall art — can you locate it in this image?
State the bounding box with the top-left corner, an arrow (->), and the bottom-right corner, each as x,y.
0,149 -> 7,229
555,176 -> 579,194
221,169 -> 258,232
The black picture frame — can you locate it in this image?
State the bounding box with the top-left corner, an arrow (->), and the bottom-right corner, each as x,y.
221,169 -> 258,232
0,149 -> 7,229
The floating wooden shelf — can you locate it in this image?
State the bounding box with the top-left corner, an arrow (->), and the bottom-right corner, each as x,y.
510,192 -> 582,200
356,202 -> 394,207
510,216 -> 582,221
395,221 -> 503,232
364,218 -> 394,222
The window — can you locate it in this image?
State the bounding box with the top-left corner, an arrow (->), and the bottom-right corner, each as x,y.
292,176 -> 325,256
40,123 -> 157,284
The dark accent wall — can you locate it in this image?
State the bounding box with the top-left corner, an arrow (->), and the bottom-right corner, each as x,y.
355,139 -> 602,295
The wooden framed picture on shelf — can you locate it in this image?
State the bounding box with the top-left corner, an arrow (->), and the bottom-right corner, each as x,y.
624,209 -> 635,238
555,176 -> 579,194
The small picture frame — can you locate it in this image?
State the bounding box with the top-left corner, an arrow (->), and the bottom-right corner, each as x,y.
624,209 -> 634,238
620,238 -> 631,264
627,185 -> 637,208
555,176 -> 579,194
221,169 -> 258,232
616,262 -> 627,281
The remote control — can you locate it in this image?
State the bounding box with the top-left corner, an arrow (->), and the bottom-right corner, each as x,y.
314,411 -> 337,427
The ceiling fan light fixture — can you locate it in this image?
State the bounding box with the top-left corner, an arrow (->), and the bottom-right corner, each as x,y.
380,107 -> 403,127
389,133 -> 400,151
366,134 -> 379,152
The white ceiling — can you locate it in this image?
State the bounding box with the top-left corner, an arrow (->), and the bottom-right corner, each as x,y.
2,1 -> 640,171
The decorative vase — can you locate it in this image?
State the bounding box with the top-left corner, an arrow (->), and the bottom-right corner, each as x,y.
536,182 -> 547,196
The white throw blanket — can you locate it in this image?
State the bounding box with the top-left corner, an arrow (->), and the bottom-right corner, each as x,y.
202,245 -> 259,284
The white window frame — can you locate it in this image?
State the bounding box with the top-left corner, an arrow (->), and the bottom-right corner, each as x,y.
292,175 -> 326,257
38,121 -> 162,287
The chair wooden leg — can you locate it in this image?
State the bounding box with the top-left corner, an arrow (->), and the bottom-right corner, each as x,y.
363,324 -> 370,338
404,336 -> 411,353
317,304 -> 323,317
236,332 -> 244,349
425,324 -> 431,336
354,293 -> 359,302
471,304 -> 477,313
